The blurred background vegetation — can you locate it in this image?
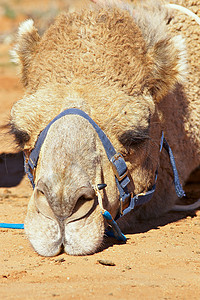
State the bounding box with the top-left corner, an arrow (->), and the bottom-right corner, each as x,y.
0,0 -> 93,44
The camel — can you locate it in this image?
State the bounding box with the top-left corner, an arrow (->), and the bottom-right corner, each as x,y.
9,0 -> 200,256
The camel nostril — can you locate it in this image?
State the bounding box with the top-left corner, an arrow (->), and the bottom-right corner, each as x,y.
74,187 -> 96,204
64,187 -> 97,224
72,195 -> 94,215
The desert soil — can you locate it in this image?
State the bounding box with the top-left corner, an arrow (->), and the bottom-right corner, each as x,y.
0,0 -> 200,299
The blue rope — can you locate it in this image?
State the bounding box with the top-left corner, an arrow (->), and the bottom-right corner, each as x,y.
0,223 -> 24,229
102,210 -> 127,242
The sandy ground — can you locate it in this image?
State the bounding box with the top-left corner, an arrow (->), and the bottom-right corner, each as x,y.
0,0 -> 200,299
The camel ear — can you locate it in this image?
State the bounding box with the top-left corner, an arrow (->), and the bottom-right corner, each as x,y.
133,3 -> 187,102
10,19 -> 40,87
147,34 -> 187,102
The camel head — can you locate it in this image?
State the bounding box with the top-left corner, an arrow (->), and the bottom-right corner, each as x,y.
10,1 -> 187,256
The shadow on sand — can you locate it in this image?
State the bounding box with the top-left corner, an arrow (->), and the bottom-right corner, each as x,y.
102,209 -> 198,250
0,152 -> 24,187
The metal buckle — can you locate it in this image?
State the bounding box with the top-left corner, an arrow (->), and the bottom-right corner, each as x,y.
120,192 -> 133,215
111,153 -> 128,181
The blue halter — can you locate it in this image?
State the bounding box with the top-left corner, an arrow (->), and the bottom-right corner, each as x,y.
0,108 -> 185,240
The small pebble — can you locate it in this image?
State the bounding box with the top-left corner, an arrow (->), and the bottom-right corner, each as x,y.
98,259 -> 116,266
55,258 -> 65,263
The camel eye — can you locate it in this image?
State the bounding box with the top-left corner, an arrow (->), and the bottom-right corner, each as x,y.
118,129 -> 149,148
